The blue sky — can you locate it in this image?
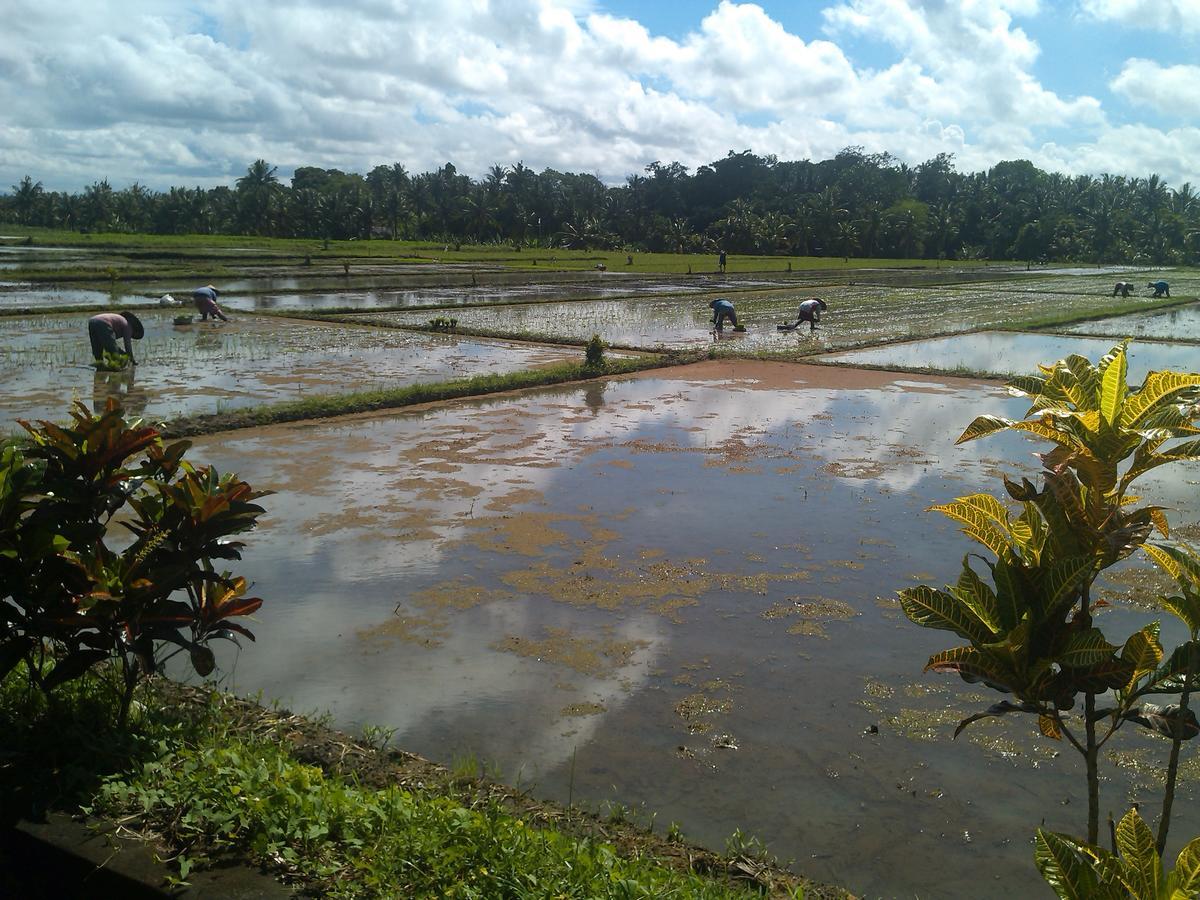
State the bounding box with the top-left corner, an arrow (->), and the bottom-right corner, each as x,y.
2,0 -> 1199,192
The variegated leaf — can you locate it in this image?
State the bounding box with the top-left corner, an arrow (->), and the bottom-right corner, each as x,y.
1099,342 -> 1128,426
899,585 -> 994,643
1034,829 -> 1109,900
1039,713 -> 1063,740
1120,623 -> 1164,692
1039,555 -> 1093,618
1120,370 -> 1200,430
956,414 -> 1014,445
1174,836 -> 1200,893
925,645 -> 1014,689
1060,628 -> 1119,669
1115,808 -> 1160,900
952,557 -> 1001,634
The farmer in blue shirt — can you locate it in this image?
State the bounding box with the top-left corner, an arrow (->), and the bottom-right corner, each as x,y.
1149,280 -> 1170,298
192,284 -> 231,321
709,298 -> 737,331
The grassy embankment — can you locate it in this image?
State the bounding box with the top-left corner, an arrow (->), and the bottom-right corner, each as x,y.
159,352 -> 695,438
3,227 -> 1006,280
1,669 -> 836,898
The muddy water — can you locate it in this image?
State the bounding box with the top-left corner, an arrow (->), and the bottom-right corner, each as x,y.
357,281 -> 1185,352
186,361 -> 1198,899
1060,302 -> 1200,342
214,278 -> 744,311
0,287 -> 133,308
0,311 -> 594,426
818,331 -> 1199,382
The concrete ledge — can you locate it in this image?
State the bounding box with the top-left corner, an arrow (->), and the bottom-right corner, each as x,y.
2,813 -> 293,898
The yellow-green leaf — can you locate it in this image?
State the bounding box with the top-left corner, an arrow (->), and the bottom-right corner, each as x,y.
1120,370 -> 1200,429
1100,343 -> 1128,426
1120,624 -> 1164,692
899,585 -> 994,643
1060,628 -> 1118,669
1034,829 -> 1106,900
1115,808 -> 1160,900
956,414 -> 1013,444
1174,836 -> 1200,892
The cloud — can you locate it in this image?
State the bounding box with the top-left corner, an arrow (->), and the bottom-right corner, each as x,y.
1111,59 -> 1200,119
0,0 -> 1192,193
1080,0 -> 1200,33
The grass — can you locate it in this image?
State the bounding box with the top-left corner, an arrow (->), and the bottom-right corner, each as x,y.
4,227 -> 1008,278
160,353 -> 694,438
0,669 -> 828,898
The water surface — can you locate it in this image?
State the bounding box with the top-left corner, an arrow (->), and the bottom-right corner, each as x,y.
186,361 -> 1199,899
0,311 -> 595,426
818,331 -> 1199,382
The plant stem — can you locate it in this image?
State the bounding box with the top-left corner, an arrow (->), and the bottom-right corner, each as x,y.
1157,639 -> 1197,855
1085,688 -> 1099,844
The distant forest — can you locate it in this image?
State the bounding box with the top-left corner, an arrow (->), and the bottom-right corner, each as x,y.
3,149 -> 1197,263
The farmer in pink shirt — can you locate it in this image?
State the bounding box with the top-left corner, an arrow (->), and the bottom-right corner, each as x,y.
87,312 -> 144,364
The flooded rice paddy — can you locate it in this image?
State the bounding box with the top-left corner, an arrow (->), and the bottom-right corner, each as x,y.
1059,301 -> 1200,342
0,311 -> 594,426
817,330 -> 1200,381
356,281 -> 1189,352
189,361 -> 1198,899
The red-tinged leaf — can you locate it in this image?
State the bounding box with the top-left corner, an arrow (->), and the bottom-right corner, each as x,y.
215,596 -> 263,618
1039,713 -> 1063,740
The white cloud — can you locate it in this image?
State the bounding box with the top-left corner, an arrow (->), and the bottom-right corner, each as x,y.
1111,59 -> 1200,119
1080,0 -> 1200,33
0,0 -> 1193,193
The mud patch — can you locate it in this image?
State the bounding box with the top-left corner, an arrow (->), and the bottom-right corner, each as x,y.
493,626 -> 649,677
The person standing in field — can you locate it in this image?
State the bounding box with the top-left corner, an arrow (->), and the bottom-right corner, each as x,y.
1149,280 -> 1170,298
795,297 -> 827,331
718,249 -> 727,273
192,284 -> 231,321
87,311 -> 143,364
709,297 -> 737,331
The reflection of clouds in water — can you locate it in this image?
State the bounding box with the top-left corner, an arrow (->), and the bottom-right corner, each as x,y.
562,374 -> 1027,493
207,590 -> 664,771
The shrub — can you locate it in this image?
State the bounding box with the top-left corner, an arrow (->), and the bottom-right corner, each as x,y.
0,400 -> 269,724
585,333 -> 606,368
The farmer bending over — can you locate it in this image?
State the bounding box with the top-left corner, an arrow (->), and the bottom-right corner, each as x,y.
87,311 -> 143,365
795,298 -> 828,331
1149,280 -> 1170,298
709,298 -> 737,331
192,284 -> 231,321
1112,282 -> 1133,298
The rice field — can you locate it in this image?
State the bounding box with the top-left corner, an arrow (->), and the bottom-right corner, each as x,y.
350,278 -> 1196,352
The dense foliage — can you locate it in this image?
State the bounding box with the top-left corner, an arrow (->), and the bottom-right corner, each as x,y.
0,401 -> 268,724
898,342 -> 1200,851
5,149 -> 1199,263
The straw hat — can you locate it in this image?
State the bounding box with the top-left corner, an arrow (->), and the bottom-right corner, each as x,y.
121,311 -> 145,339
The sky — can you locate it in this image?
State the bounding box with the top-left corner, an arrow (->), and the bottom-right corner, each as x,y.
2,0 -> 1199,193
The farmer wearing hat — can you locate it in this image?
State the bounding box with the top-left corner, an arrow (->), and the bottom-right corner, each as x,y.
192,284 -> 230,321
87,311 -> 144,365
1149,280 -> 1170,298
795,297 -> 827,331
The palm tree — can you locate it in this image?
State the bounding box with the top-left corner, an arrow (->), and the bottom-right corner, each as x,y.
235,159 -> 281,235
10,176 -> 44,225
835,220 -> 859,261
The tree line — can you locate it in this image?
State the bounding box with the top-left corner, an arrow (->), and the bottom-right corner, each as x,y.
4,149 -> 1198,263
